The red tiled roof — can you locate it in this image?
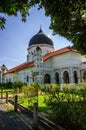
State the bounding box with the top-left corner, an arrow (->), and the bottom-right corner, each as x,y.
5,46 -> 77,74
5,61 -> 34,74
43,46 -> 78,61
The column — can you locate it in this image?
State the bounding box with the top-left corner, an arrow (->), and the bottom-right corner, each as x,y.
60,69 -> 63,84
69,67 -> 74,83
51,70 -> 55,84
78,69 -> 81,83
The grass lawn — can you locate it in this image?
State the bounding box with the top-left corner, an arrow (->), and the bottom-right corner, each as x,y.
0,88 -> 15,98
18,94 -> 49,112
0,88 -> 14,93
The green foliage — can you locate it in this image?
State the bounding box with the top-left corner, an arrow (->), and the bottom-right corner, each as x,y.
0,82 -> 6,89
43,84 -> 60,93
22,82 -> 41,107
0,82 -> 13,89
5,82 -> 13,89
12,81 -> 24,93
0,17 -> 6,29
78,82 -> 86,100
22,85 -> 36,97
18,94 -> 48,112
29,0 -> 86,54
44,83 -> 86,130
0,0 -> 32,29
30,82 -> 41,94
37,0 -> 86,54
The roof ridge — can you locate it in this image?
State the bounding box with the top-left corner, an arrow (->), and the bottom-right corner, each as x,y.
5,61 -> 34,74
43,46 -> 78,61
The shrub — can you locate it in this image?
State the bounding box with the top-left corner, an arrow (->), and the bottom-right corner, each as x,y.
0,83 -> 6,89
44,83 -> 86,130
12,81 -> 24,93
43,84 -> 60,93
5,82 -> 13,89
22,82 -> 41,108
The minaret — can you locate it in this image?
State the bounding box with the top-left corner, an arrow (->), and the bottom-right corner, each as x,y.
1,64 -> 8,83
33,46 -> 44,86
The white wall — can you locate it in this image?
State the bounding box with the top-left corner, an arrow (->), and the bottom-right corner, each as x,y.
5,67 -> 33,84
50,52 -> 82,68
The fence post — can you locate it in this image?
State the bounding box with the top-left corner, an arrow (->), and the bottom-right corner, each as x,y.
1,89 -> 3,99
33,102 -> 39,130
6,92 -> 8,103
14,95 -> 18,112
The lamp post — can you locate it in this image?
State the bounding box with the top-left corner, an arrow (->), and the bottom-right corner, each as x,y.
1,64 -> 6,83
31,71 -> 39,130
31,70 -> 39,104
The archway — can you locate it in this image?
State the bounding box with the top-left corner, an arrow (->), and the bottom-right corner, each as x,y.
44,74 -> 51,84
55,72 -> 59,84
74,71 -> 78,83
63,71 -> 69,84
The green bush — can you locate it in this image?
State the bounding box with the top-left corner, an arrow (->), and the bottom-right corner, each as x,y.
12,81 -> 24,93
5,82 -> 13,89
22,82 -> 41,108
44,83 -> 86,130
0,83 -> 6,89
43,84 -> 60,93
0,82 -> 13,89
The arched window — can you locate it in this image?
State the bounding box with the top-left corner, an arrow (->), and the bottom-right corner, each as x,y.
63,71 -> 69,84
74,71 -> 78,83
26,76 -> 29,82
55,72 -> 59,84
44,74 -> 51,84
83,71 -> 86,81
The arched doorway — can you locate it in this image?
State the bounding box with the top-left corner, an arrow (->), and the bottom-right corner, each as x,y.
44,74 -> 51,84
74,71 -> 78,83
55,72 -> 59,84
83,71 -> 86,81
63,71 -> 69,84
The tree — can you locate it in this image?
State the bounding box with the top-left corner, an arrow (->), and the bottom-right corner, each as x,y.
33,0 -> 86,54
0,0 -> 31,29
0,0 -> 86,54
12,81 -> 24,93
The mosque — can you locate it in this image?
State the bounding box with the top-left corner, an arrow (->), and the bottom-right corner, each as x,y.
1,27 -> 86,86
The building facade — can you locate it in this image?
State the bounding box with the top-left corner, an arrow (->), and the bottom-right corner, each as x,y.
3,27 -> 86,86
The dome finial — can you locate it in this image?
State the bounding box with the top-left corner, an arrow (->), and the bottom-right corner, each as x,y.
38,25 -> 43,33
40,25 -> 42,30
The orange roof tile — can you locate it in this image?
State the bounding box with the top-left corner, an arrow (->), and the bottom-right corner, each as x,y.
43,46 -> 78,61
5,61 -> 34,74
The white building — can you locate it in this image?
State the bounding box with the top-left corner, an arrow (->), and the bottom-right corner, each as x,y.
4,27 -> 86,86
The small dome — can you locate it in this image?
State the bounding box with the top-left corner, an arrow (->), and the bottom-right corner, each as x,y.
29,27 -> 53,47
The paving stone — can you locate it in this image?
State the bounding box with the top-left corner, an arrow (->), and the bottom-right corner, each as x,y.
0,100 -> 32,130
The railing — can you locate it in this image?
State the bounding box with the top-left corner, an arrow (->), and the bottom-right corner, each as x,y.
0,90 -> 65,130
8,99 -> 65,130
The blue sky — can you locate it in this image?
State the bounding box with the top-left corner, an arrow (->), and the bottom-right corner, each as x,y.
0,6 -> 72,69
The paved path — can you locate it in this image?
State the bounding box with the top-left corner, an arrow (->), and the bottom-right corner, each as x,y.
0,99 -> 32,130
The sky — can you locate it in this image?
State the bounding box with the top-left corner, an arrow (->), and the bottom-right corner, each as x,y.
0,6 -> 72,69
